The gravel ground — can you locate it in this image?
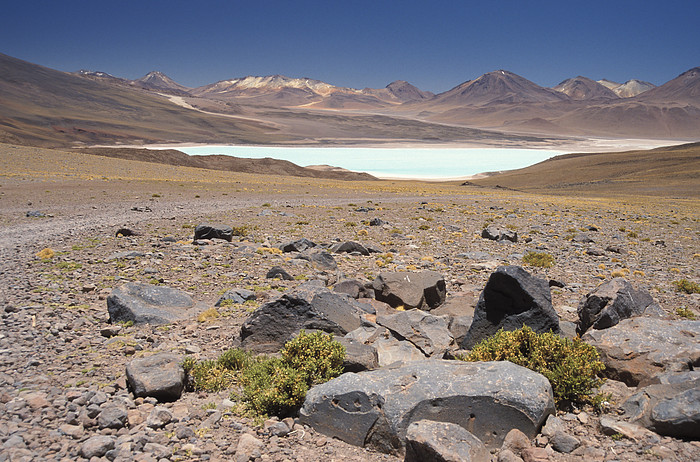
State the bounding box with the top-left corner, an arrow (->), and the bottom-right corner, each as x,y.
1,146 -> 699,461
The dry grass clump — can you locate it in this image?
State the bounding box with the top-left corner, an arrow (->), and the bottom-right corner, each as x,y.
36,247 -> 55,260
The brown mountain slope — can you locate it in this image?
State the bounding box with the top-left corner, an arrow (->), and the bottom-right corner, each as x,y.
635,67 -> 700,104
425,70 -> 569,108
553,76 -> 619,100
78,147 -> 376,181
469,142 -> 700,197
0,53 -> 284,147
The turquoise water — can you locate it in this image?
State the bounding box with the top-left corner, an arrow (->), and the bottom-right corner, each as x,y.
178,146 -> 564,179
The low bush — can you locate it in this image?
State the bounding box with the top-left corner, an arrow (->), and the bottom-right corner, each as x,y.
460,326 -> 604,407
522,251 -> 555,268
673,279 -> 700,294
183,331 -> 345,418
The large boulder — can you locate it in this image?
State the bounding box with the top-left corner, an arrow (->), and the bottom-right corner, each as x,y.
461,266 -> 560,349
622,374 -> 700,439
376,309 -> 453,357
577,278 -> 663,335
193,223 -> 233,242
405,419 -> 489,462
107,283 -> 196,325
582,318 -> 700,386
125,353 -> 185,402
298,360 -> 555,454
372,271 -> 446,311
239,284 -> 366,353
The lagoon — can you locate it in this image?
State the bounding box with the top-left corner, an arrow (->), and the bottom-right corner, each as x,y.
178,146 -> 565,179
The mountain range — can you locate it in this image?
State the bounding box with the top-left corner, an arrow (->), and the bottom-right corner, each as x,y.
0,52 -> 698,147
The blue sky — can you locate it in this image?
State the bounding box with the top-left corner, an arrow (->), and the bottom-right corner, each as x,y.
2,0 -> 698,93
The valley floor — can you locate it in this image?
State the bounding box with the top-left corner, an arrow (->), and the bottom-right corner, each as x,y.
0,144 -> 698,461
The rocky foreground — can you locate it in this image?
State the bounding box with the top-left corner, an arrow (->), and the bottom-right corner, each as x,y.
0,164 -> 699,461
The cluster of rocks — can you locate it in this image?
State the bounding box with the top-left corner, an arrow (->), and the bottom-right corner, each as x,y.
108,228 -> 699,461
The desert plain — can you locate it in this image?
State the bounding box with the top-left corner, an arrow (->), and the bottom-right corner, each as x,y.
0,140 -> 698,461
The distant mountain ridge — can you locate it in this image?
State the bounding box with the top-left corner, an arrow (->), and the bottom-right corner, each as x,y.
553,76 -> 619,100
1,51 -> 699,145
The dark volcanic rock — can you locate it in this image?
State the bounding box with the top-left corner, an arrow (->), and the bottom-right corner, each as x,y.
331,240 -> 370,256
239,285 -> 365,353
461,266 -> 560,349
622,374 -> 700,439
334,279 -> 373,299
107,283 -> 196,325
576,277 -> 663,334
193,223 -> 233,241
266,266 -> 294,280
481,225 -> 517,243
279,238 -> 316,253
405,419 -> 489,462
295,249 -> 338,271
372,271 -> 446,310
215,288 -> 256,306
298,360 -> 554,454
583,317 -> 700,386
126,353 -> 185,401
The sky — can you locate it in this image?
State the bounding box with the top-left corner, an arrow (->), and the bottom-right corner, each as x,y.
2,0 -> 699,93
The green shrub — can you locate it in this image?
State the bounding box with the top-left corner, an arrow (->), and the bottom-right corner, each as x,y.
186,359 -> 238,392
240,331 -> 345,417
460,326 -> 604,407
522,251 -> 555,268
673,279 -> 700,294
217,348 -> 252,371
240,357 -> 309,417
183,332 -> 345,418
281,330 -> 346,386
675,307 -> 697,319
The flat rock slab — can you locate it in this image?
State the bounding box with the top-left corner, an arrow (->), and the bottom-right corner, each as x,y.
405,419 -> 489,462
462,266 -> 559,349
583,317 -> 700,386
125,353 -> 185,402
372,271 -> 446,311
107,283 -> 196,325
299,360 -> 554,454
376,309 -> 453,357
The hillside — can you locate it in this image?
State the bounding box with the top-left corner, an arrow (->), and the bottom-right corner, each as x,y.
0,53 -> 284,147
78,147 -> 376,181
469,142 -> 700,197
